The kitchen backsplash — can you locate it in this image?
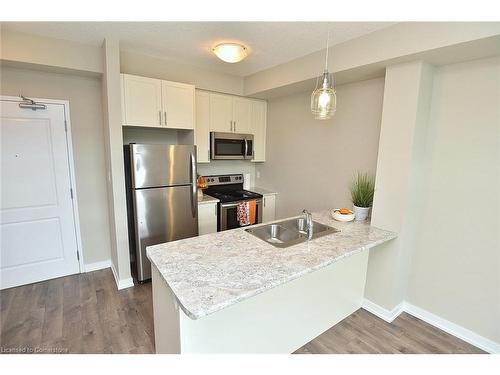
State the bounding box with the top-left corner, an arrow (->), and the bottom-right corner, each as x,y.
197,160 -> 256,187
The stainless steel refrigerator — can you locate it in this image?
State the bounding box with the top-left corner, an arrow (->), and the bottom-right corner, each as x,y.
124,144 -> 198,282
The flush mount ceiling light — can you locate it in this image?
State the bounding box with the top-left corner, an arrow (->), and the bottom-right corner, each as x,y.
212,43 -> 248,63
311,31 -> 337,120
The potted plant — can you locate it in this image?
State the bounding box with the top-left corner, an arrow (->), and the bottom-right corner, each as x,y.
349,172 -> 375,221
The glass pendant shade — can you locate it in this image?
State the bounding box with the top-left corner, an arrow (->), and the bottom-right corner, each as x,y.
311,71 -> 337,120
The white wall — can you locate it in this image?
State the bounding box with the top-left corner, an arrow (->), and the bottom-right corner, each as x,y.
255,77 -> 384,219
364,61 -> 435,310
406,57 -> 500,343
0,66 -> 111,265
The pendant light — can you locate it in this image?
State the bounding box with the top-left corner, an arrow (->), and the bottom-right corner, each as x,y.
311,30 -> 336,120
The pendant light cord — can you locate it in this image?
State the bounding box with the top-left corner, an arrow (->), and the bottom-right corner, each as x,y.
324,29 -> 330,72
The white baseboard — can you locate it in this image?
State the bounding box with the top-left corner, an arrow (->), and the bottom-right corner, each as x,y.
404,302 -> 500,354
84,259 -> 112,273
362,299 -> 404,323
362,298 -> 499,354
110,263 -> 135,290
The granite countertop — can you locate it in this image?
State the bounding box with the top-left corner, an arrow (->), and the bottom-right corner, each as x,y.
147,209 -> 397,320
250,186 -> 278,195
197,194 -> 219,205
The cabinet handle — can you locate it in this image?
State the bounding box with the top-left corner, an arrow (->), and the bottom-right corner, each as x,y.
208,149 -> 210,160
159,111 -> 162,125
164,111 -> 167,127
234,121 -> 237,132
264,197 -> 266,207
230,120 -> 232,132
215,205 -> 217,216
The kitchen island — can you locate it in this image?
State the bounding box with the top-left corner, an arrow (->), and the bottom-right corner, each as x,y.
147,209 -> 396,353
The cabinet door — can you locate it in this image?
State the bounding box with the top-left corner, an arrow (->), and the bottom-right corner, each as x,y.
209,93 -> 233,132
122,74 -> 162,127
250,100 -> 267,162
195,91 -> 210,163
198,203 -> 218,235
232,97 -> 251,133
262,194 -> 276,223
162,80 -> 195,130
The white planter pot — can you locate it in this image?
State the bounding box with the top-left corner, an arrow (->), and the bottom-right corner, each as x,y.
353,206 -> 370,221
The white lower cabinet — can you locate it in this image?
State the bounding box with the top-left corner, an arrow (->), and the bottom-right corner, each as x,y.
262,194 -> 276,223
198,201 -> 218,235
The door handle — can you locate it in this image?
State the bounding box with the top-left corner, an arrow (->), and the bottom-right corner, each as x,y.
190,152 -> 197,218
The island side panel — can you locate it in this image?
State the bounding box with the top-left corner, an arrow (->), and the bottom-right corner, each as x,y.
152,265 -> 181,354
178,249 -> 370,353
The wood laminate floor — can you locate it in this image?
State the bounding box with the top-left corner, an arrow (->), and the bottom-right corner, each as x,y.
0,269 -> 485,354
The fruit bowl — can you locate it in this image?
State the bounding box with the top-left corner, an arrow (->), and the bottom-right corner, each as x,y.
332,208 -> 355,222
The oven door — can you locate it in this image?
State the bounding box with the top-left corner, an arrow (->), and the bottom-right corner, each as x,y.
211,132 -> 254,160
219,199 -> 263,231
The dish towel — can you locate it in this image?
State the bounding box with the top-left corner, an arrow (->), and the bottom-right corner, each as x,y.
237,200 -> 256,226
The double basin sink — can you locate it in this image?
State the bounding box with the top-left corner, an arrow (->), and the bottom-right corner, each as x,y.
245,217 -> 339,248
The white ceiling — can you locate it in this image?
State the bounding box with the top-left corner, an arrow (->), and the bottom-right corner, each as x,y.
2,22 -> 396,76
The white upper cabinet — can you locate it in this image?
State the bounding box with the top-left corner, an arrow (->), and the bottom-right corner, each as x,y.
122,74 -> 162,127
195,91 -> 210,163
250,100 -> 267,162
195,89 -> 267,162
121,74 -> 194,129
209,93 -> 233,132
209,93 -> 252,134
232,97 -> 252,133
162,80 -> 194,130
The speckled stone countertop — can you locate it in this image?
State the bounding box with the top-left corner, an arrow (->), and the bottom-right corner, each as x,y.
147,210 -> 397,320
197,194 -> 219,205
250,186 -> 278,195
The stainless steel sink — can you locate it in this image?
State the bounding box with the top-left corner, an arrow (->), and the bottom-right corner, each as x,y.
245,218 -> 339,248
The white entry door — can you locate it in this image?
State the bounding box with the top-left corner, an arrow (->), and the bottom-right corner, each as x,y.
1,98 -> 81,289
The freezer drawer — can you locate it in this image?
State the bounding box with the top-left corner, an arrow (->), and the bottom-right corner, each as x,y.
130,144 -> 196,188
133,185 -> 198,281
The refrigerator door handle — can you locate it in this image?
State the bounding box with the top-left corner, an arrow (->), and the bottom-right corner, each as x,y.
190,152 -> 197,218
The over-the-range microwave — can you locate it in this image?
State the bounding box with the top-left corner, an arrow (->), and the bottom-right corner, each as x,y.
210,132 -> 254,160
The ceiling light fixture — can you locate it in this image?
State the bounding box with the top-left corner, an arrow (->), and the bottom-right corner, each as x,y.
311,30 -> 337,120
213,43 -> 248,63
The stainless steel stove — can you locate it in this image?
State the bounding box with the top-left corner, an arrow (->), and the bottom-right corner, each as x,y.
203,174 -> 263,231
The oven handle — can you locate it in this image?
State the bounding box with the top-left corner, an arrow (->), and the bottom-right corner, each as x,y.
221,198 -> 262,209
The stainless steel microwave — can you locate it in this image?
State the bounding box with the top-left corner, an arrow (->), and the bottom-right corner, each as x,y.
210,132 -> 254,160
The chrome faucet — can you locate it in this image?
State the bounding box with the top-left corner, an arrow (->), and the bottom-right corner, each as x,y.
302,209 -> 313,240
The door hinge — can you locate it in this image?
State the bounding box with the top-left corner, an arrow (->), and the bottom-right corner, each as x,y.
70,188 -> 74,199
64,120 -> 68,132
76,251 -> 80,261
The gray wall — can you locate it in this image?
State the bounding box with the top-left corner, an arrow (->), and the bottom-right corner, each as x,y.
1,66 -> 112,265
256,77 -> 385,219
406,56 -> 500,342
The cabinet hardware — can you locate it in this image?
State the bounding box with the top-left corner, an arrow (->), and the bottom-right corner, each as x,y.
208,150 -> 210,160
264,197 -> 266,207
234,121 -> 237,132
215,205 -> 217,216
164,111 -> 167,126
159,111 -> 162,125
